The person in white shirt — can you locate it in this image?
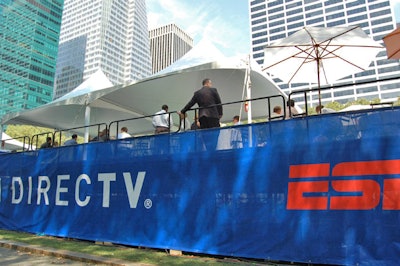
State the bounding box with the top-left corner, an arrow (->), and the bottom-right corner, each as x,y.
179,112 -> 191,132
117,127 -> 131,139
230,115 -> 243,148
270,106 -> 283,120
152,104 -> 172,134
285,99 -> 299,119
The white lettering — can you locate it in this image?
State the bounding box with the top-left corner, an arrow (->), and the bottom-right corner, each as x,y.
37,176 -> 50,205
56,175 -> 69,206
123,172 -> 146,208
2,171 -> 146,208
75,174 -> 91,207
11,177 -> 23,204
27,176 -> 32,204
98,173 -> 116,208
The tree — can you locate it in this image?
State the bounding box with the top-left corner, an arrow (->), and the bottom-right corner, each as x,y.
394,97 -> 400,106
5,125 -> 56,148
5,125 -> 83,148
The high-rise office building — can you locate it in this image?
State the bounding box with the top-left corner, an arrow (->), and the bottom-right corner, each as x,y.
0,0 -> 64,116
249,0 -> 400,105
54,0 -> 152,99
149,24 -> 193,74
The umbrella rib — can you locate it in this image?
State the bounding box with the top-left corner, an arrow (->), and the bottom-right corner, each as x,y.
262,45 -> 316,69
262,45 -> 316,83
322,45 -> 370,71
308,25 -> 359,46
263,25 -> 382,84
287,45 -> 316,83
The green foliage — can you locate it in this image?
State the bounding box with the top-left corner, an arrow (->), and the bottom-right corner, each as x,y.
306,98 -> 385,115
5,125 -> 53,147
306,101 -> 344,115
394,97 -> 400,106
343,98 -> 380,108
325,101 -> 344,110
0,229 -> 250,265
4,125 -> 79,148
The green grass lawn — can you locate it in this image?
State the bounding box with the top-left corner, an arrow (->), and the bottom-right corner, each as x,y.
0,230 -> 267,265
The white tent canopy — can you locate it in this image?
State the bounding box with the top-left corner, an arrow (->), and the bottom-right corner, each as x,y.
1,132 -> 32,151
1,42 -> 287,139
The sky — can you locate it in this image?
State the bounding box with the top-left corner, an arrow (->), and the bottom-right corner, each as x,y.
146,0 -> 251,57
147,0 -> 400,58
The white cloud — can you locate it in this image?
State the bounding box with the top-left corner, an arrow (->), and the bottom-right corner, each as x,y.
147,0 -> 204,31
146,0 -> 251,57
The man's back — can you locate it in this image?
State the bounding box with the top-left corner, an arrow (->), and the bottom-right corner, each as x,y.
190,87 -> 222,118
180,78 -> 223,130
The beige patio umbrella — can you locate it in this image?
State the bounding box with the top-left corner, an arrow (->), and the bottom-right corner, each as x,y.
262,26 -> 383,108
383,27 -> 400,59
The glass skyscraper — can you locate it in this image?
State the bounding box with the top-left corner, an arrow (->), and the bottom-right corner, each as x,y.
54,0 -> 152,99
249,0 -> 400,106
0,0 -> 64,116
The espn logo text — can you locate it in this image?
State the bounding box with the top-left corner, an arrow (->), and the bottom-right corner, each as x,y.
287,160 -> 400,210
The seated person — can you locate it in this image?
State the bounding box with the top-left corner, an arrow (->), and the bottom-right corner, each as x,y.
64,134 -> 78,145
270,106 -> 283,120
40,137 -> 52,149
91,129 -> 109,142
118,127 -> 131,139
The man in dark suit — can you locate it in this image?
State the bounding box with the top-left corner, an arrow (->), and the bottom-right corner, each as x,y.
179,78 -> 223,150
179,78 -> 223,129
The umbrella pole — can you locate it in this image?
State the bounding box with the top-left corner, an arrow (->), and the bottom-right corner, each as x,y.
317,58 -> 322,113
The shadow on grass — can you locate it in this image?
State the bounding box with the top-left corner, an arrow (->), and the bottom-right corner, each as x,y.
0,230 -> 272,266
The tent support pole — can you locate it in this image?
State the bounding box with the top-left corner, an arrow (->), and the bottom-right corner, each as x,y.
84,105 -> 90,143
245,55 -> 253,147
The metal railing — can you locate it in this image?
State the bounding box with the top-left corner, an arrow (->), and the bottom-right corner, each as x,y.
108,113 -> 178,140
287,76 -> 400,116
108,94 -> 287,138
1,136 -> 31,152
31,132 -> 55,150
54,123 -> 108,145
3,94 -> 287,152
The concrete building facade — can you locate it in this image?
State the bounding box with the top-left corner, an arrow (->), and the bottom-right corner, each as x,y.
249,0 -> 400,105
149,24 -> 193,74
54,0 -> 152,99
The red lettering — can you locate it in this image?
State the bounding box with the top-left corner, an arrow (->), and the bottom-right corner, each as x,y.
288,160 -> 400,211
330,180 -> 380,210
287,181 -> 328,210
333,160 -> 400,176
383,179 -> 400,210
289,164 -> 330,178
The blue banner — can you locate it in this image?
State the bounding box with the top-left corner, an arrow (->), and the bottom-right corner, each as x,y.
1,108 -> 400,265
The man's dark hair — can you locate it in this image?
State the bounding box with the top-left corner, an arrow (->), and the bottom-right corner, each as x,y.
287,99 -> 295,107
162,104 -> 168,111
202,78 -> 210,86
72,134 -> 77,139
